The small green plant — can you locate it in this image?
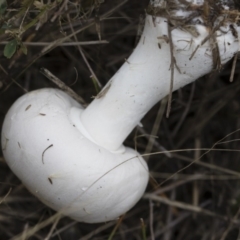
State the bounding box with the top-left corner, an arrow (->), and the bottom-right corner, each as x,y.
1,0 -> 62,59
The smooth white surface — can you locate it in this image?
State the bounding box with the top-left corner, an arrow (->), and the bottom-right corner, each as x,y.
1,89 -> 148,223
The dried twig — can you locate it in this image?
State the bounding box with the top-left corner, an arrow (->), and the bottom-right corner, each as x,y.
230,52 -> 239,82
40,68 -> 86,105
144,194 -> 240,225
0,40 -> 109,46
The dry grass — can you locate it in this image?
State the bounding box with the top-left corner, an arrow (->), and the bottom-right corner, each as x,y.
1,0 -> 240,239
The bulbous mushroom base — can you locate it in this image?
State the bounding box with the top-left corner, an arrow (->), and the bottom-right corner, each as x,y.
1,88 -> 149,223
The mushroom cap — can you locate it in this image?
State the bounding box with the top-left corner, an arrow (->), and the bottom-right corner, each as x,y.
1,88 -> 149,223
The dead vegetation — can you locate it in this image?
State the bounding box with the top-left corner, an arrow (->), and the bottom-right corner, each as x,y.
1,0 -> 240,239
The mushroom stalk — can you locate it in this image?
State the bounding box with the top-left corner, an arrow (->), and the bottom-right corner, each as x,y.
81,3 -> 240,152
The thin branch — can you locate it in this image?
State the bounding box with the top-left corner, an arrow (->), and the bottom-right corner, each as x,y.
230,52 -> 239,82
171,83 -> 195,138
0,40 -> 108,46
144,194 -> 240,225
149,200 -> 155,240
144,98 -> 167,160
0,188 -> 12,204
66,11 -> 102,88
40,68 -> 86,105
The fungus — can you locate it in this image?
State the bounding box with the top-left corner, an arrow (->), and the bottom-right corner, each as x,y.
1,0 -> 240,223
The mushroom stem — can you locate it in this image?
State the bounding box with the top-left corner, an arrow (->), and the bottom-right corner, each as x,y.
81,4 -> 240,152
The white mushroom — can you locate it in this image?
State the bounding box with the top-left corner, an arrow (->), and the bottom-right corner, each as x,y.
1,0 -> 240,223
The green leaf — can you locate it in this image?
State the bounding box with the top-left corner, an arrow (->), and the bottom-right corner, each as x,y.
4,39 -> 18,59
20,42 -> 28,55
0,0 -> 7,16
90,75 -> 100,94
